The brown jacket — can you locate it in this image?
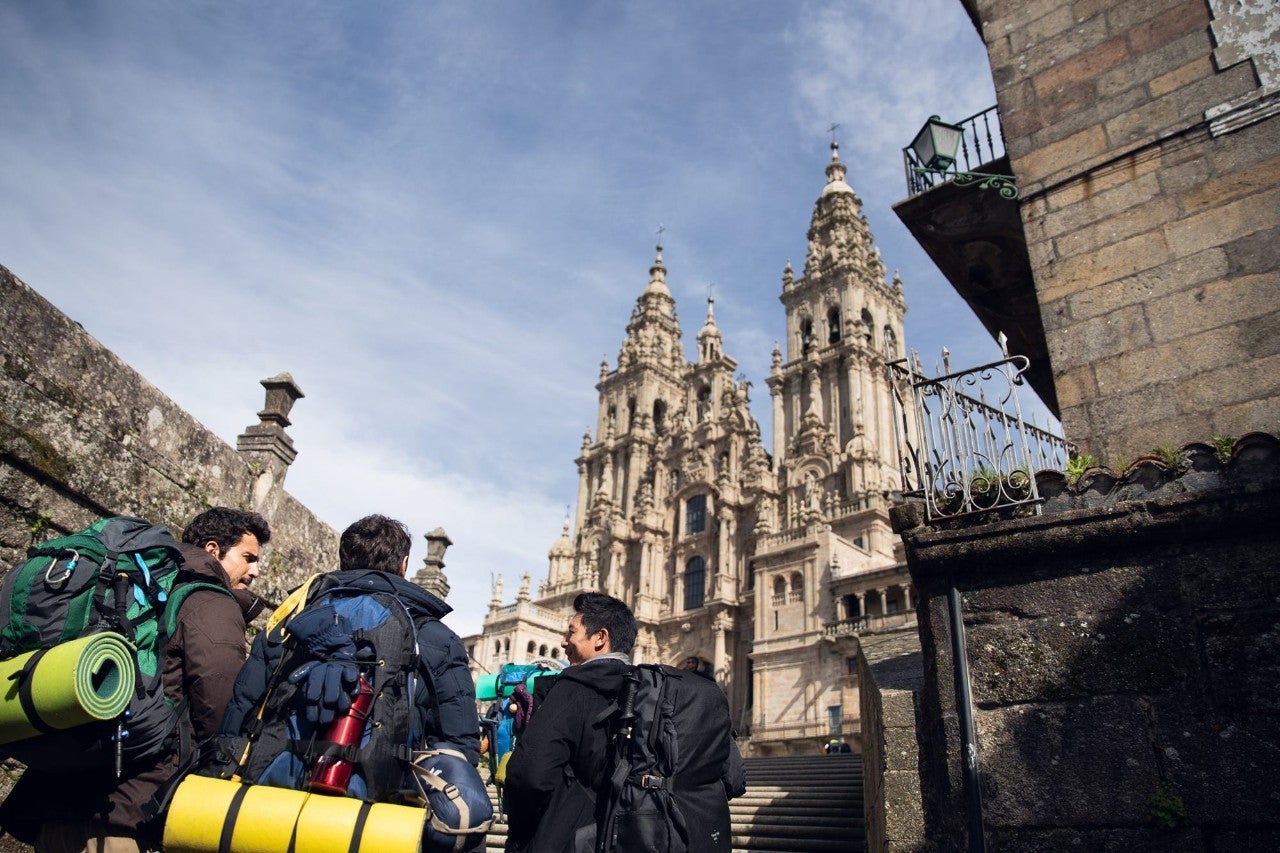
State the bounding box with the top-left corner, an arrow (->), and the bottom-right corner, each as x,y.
0,543 -> 260,844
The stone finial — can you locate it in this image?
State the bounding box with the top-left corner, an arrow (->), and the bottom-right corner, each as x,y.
489,574 -> 504,611
237,372 -> 304,512
412,527 -> 452,600
258,372 -> 304,427
517,572 -> 531,602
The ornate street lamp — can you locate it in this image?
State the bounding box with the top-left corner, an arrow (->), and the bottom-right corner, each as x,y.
908,115 -> 1017,198
910,115 -> 966,171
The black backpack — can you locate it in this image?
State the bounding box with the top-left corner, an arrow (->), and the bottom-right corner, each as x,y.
0,516 -> 230,772
596,665 -> 735,853
206,573 -> 441,801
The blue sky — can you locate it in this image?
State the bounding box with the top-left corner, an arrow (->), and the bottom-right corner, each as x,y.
0,1 -> 1026,637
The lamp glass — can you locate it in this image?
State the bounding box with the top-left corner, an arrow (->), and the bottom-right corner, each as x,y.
911,116 -> 965,171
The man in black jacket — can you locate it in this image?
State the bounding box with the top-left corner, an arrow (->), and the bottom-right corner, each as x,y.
504,593 -> 745,853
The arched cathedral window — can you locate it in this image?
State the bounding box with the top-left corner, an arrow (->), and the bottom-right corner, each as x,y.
696,385 -> 712,422
653,399 -> 667,436
800,317 -> 814,354
685,494 -> 707,534
861,309 -> 874,346
684,556 -> 706,610
827,306 -> 841,344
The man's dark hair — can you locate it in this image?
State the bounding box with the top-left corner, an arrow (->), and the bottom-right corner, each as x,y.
181,507 -> 271,553
340,514 -> 412,574
573,592 -> 637,656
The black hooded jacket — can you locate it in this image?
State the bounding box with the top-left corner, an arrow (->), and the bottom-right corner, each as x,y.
503,658 -> 745,853
219,568 -> 480,764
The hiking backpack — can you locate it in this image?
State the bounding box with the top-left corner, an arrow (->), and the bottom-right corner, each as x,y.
596,664 -> 735,853
207,574 -> 433,800
0,516 -> 229,771
475,660 -> 562,794
198,573 -> 493,851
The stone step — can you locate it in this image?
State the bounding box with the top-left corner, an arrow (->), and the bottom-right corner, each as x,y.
482,754 -> 866,853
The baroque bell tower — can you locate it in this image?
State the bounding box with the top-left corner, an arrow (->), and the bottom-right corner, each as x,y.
768,141 -> 906,525
472,144 -> 917,756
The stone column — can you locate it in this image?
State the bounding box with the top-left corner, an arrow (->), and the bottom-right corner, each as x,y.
902,583 -> 913,611
716,505 -> 734,599
713,616 -> 727,684
877,587 -> 888,615
610,542 -> 627,600
411,527 -> 452,600
831,361 -> 844,443
855,591 -> 866,618
236,372 -> 304,514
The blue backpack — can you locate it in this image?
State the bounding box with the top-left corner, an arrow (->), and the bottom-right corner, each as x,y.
220,577 -> 430,800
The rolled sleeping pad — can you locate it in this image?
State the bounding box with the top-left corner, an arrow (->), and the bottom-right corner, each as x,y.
476,665 -> 560,702
164,775 -> 426,853
474,673 -> 499,702
0,632 -> 136,744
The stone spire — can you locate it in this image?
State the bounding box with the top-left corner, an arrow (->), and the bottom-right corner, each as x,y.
697,293 -> 723,364
488,574 -> 504,612
804,141 -> 884,284
616,242 -> 685,376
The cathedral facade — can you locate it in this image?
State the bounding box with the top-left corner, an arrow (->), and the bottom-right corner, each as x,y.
467,146 -> 917,755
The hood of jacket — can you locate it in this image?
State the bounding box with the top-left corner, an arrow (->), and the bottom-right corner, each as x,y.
321,568 -> 453,620
555,656 -> 631,697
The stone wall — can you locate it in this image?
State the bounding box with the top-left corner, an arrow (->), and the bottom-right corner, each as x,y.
857,630 -> 929,853
969,0 -> 1280,462
895,444 -> 1280,849
0,263 -> 338,608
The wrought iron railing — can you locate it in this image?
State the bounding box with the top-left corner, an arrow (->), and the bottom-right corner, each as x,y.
903,104 -> 1011,198
889,339 -> 1072,522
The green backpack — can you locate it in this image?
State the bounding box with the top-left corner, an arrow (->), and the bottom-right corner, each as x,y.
0,516 -> 230,772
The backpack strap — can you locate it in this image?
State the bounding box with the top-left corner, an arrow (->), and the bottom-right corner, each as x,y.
596,666 -> 641,851
162,581 -> 235,639
265,573 -> 324,638
8,648 -> 56,735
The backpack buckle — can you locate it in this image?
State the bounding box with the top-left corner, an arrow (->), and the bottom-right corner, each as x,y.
639,774 -> 666,790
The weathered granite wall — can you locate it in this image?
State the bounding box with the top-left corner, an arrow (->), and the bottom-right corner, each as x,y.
858,630 -> 930,853
0,263 -> 338,608
967,0 -> 1280,464
894,438 -> 1280,850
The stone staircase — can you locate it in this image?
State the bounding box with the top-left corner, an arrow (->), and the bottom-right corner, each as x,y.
483,753 -> 865,852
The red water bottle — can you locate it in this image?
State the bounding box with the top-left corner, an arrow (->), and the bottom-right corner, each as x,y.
309,674 -> 374,795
